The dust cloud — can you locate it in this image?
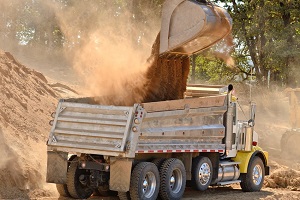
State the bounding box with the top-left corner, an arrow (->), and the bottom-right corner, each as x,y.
71,31 -> 152,105
236,84 -> 300,169
48,0 -> 162,105
46,0 -> 192,105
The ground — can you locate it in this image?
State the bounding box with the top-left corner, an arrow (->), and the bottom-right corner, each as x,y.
0,49 -> 300,199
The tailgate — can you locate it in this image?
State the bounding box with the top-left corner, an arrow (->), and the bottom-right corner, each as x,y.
47,100 -> 136,157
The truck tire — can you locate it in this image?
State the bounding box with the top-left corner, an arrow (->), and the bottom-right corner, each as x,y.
159,158 -> 186,200
130,162 -> 160,200
56,184 -> 70,197
66,158 -> 93,199
240,156 -> 265,192
191,156 -> 213,191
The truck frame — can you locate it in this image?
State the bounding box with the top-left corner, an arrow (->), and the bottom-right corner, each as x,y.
46,84 -> 269,200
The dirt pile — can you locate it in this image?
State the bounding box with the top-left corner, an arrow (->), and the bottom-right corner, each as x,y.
265,162 -> 300,191
0,50 -> 58,198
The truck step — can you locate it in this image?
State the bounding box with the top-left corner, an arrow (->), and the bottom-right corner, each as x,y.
217,180 -> 241,186
219,161 -> 240,166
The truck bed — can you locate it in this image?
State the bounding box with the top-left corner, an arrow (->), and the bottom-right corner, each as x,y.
47,94 -> 227,158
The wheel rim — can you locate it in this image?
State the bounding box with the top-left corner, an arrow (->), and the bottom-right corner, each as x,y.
142,171 -> 157,198
198,162 -> 211,185
252,164 -> 263,185
169,168 -> 183,194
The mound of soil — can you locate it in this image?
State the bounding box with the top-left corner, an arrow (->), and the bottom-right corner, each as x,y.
0,50 -> 58,198
265,162 -> 300,191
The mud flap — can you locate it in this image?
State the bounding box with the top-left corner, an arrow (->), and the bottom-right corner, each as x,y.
265,165 -> 270,176
109,158 -> 133,192
46,151 -> 68,184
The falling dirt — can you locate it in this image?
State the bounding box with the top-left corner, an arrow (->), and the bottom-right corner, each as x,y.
142,34 -> 190,103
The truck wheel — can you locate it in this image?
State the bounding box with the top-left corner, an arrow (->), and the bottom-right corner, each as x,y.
56,184 -> 70,197
66,158 -> 93,199
159,158 -> 186,200
191,156 -> 213,191
130,162 -> 160,200
240,156 -> 265,192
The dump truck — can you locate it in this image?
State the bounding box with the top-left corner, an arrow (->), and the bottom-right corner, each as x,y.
46,84 -> 269,199
46,0 -> 269,199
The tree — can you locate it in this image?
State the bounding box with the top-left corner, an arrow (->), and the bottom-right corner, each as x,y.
208,0 -> 300,87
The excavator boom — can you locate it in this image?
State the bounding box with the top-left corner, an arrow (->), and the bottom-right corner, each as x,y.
160,0 -> 232,56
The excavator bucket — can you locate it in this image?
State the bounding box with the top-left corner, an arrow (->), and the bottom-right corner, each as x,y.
160,0 -> 232,56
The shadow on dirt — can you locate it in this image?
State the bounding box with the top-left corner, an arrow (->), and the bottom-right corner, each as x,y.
53,186 -> 274,200
182,186 -> 274,200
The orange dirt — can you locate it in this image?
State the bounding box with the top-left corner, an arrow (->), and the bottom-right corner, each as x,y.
143,33 -> 190,103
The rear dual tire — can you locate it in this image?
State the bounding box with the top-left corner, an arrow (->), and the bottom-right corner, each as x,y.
159,158 -> 186,200
130,162 -> 160,200
119,158 -> 186,200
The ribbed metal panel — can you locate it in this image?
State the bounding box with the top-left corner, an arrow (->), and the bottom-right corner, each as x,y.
136,104 -> 226,152
47,101 -> 134,155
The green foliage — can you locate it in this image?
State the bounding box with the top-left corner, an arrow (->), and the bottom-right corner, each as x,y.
192,0 -> 300,87
190,52 -> 235,84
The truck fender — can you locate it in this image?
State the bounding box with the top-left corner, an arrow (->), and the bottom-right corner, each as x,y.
233,147 -> 269,174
